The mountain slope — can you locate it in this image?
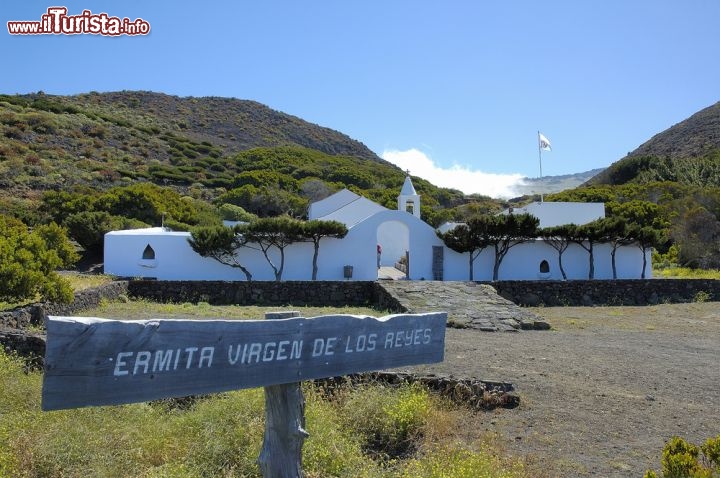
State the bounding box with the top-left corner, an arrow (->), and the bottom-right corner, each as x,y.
586,101 -> 720,186
0,91 -> 470,226
0,91 -> 391,196
554,101 -> 720,269
67,91 -> 385,162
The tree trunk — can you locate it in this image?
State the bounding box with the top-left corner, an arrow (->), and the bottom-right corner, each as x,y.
276,248 -> 285,281
492,258 -> 500,281
558,252 -> 567,280
611,245 -> 618,279
640,246 -> 647,279
588,243 -> 595,280
311,241 -> 320,281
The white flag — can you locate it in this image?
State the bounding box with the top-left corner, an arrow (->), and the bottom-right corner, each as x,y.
538,132 -> 551,151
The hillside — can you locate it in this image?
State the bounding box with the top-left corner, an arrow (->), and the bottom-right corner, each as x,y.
586,101 -> 720,186
0,91 -> 472,230
2,91 -> 383,162
0,91 -> 391,197
554,101 -> 720,269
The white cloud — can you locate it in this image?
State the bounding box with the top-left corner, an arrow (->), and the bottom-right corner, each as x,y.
381,148 -> 525,198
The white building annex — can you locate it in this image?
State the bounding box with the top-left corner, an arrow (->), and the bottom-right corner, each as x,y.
104,175 -> 652,281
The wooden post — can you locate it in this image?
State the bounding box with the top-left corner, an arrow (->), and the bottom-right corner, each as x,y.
258,311 -> 308,478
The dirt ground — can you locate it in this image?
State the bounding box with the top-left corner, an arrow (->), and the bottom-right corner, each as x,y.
407,302 -> 720,477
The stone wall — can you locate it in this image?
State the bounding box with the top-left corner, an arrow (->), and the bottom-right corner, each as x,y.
0,329 -> 45,368
489,279 -> 720,307
126,280 -> 387,308
0,281 -> 129,330
0,281 -> 129,362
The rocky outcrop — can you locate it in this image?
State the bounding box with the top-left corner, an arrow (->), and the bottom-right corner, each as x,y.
314,372 -> 519,410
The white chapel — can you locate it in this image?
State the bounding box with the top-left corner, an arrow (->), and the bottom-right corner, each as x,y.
104,175 -> 651,281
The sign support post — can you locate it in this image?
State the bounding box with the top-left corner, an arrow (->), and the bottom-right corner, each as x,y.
258,311 -> 308,478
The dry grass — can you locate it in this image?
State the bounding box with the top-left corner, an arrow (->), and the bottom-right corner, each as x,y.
532,302 -> 719,334
60,272 -> 115,291
83,298 -> 391,321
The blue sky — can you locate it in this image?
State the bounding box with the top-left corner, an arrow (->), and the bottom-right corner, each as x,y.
2,1 -> 719,197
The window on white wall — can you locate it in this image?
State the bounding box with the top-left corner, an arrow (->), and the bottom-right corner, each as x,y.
142,244 -> 155,260
539,260 -> 550,274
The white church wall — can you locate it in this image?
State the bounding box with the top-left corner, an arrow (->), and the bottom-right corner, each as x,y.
104,229 -> 352,281
105,228 -> 653,282
347,210 -> 446,280
105,229 -> 245,280
440,239 -> 652,281
497,241 -> 560,280
442,247 -> 494,281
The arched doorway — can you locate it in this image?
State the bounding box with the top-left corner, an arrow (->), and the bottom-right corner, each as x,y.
376,220 -> 410,279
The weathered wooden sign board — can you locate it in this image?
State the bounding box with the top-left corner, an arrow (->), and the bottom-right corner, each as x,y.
42,312 -> 446,411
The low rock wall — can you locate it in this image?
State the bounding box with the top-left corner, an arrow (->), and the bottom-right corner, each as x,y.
489,279 -> 720,307
125,280 -> 405,310
127,278 -> 720,309
0,329 -> 45,368
0,281 -> 130,361
0,281 -> 129,330
315,372 -> 519,410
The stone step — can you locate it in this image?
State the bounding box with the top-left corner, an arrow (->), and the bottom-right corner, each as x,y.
376,281 -> 550,332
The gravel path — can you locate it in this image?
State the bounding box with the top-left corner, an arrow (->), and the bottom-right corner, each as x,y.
406,302 -> 720,477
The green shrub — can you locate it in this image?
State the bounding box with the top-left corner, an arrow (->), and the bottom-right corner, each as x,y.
341,383 -> 431,460
654,267 -> 720,279
0,215 -> 74,303
0,338 -> 528,477
701,435 -> 720,472
646,435 -> 720,478
303,387 -> 379,476
64,210 -> 148,252
662,436 -> 702,477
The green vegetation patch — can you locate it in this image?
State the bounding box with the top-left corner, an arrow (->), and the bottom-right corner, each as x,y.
0,349 -> 528,478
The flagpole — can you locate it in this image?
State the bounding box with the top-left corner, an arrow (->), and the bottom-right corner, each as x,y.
537,130 -> 544,203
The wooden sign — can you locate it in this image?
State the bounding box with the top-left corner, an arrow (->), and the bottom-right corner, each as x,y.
42,312 -> 446,411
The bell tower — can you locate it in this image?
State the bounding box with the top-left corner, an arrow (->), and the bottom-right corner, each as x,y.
398,171 -> 421,218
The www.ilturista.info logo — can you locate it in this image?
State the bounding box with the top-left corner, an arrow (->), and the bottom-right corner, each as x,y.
7,7 -> 150,36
